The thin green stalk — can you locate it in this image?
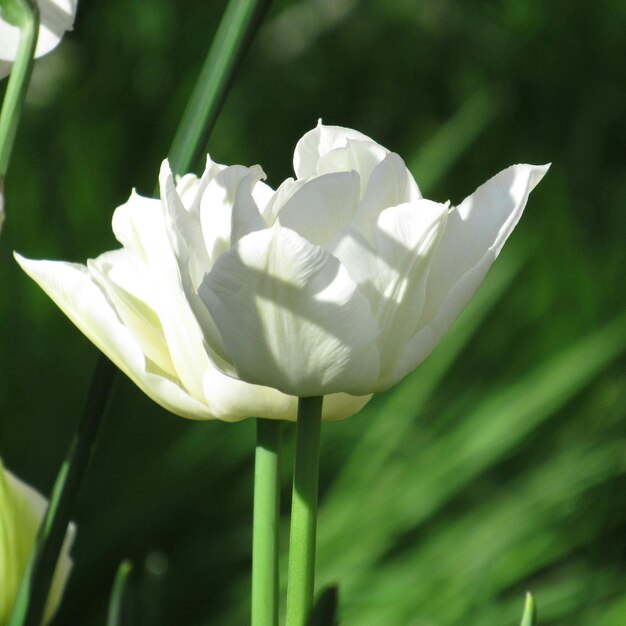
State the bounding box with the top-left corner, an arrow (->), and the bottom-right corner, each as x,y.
8,356 -> 117,626
286,396 -> 324,626
168,0 -> 273,176
252,419 -> 283,626
0,0 -> 39,177
107,560 -> 133,626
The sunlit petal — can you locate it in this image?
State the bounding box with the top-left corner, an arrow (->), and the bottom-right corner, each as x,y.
199,224 -> 380,396
15,254 -> 215,419
391,163 -> 550,385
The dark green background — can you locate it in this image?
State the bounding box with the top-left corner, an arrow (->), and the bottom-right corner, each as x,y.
1,0 -> 625,624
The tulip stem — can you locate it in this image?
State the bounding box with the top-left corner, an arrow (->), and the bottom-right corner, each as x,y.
0,0 -> 39,179
167,0 -> 273,175
286,396 -> 324,626
252,419 -> 283,626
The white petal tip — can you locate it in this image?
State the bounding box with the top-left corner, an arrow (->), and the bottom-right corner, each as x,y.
159,159 -> 174,180
527,163 -> 551,191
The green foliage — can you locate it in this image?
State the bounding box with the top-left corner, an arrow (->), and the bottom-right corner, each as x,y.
0,1 -> 624,625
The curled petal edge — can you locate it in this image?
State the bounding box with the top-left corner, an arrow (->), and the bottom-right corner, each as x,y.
14,254 -> 216,420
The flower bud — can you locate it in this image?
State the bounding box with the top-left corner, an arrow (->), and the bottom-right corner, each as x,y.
0,459 -> 75,625
0,0 -> 78,80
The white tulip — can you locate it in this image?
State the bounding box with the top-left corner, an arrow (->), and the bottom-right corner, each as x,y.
0,459 -> 75,625
0,0 -> 77,80
17,122 -> 547,408
15,157 -> 371,421
190,122 -> 548,396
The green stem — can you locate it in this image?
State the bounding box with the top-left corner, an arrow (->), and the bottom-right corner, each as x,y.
8,356 -> 117,626
168,0 -> 273,176
0,0 -> 39,178
252,419 -> 283,626
285,396 -> 324,626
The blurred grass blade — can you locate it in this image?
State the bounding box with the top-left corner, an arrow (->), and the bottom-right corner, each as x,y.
317,311 -> 626,597
407,87 -> 501,193
140,551 -> 169,626
107,561 -> 133,626
307,586 -> 339,626
168,0 -> 274,175
8,356 -> 116,626
320,254 -> 525,542
520,593 -> 537,626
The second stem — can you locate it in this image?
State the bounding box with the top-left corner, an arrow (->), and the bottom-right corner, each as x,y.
286,396 -> 324,626
252,419 -> 283,626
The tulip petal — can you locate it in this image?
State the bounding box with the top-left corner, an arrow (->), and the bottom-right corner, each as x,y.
201,364 -> 371,422
15,254 -> 216,419
199,224 -> 380,397
261,177 -> 306,226
161,162 -> 211,289
293,121 -> 375,178
276,171 -> 361,249
160,160 -> 262,375
391,163 -> 550,386
322,392 -> 372,421
87,249 -> 177,379
112,188 -> 212,402
316,139 -> 388,191
230,166 -> 268,244
373,200 -> 448,374
175,156 -> 224,215
335,200 -> 448,383
16,252 -> 367,423
354,152 -> 422,239
198,164 -> 267,263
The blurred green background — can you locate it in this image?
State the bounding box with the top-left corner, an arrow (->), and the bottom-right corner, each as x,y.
1,0 -> 625,624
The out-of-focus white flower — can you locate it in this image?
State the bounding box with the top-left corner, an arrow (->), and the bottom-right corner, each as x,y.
0,459 -> 75,625
0,0 -> 78,80
17,122 -> 548,408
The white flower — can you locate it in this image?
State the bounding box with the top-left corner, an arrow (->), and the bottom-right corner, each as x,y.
15,157 -> 371,421
0,0 -> 77,80
17,122 -> 548,408
184,122 -> 548,396
0,459 -> 75,625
